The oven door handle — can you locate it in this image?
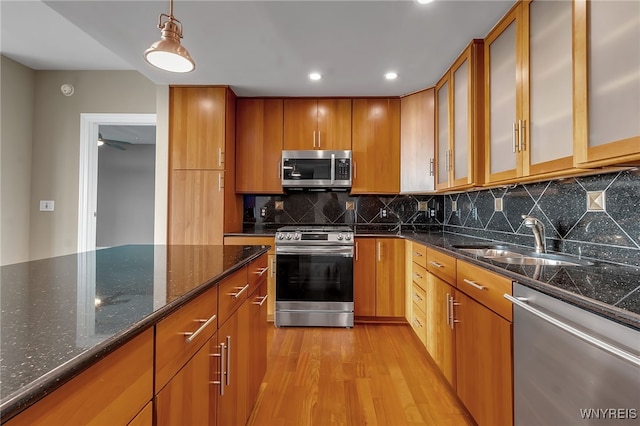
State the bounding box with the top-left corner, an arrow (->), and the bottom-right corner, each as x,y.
276,246 -> 353,256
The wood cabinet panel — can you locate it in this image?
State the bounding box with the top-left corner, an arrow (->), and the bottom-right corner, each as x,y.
168,170 -> 224,245
454,290 -> 513,426
425,273 -> 455,387
247,253 -> 269,297
170,87 -> 226,170
317,98 -> 352,150
354,238 -> 377,317
6,330 -> 153,426
127,402 -> 152,426
457,260 -> 513,321
283,99 -> 318,150
236,98 -> 284,193
284,98 -> 352,150
411,262 -> 427,291
218,267 -> 250,325
156,339 -> 214,426
410,301 -> 427,346
375,238 -> 405,317
400,88 -> 435,193
352,98 -> 401,194
155,285 -> 218,392
247,280 -> 268,415
426,248 -> 456,284
410,242 -> 427,268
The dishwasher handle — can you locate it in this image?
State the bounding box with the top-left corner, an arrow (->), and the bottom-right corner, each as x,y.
504,293 -> 640,368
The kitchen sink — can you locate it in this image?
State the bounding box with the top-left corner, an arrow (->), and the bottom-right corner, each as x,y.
452,244 -> 594,267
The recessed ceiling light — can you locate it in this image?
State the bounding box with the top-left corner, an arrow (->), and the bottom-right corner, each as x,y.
309,72 -> 322,81
385,72 -> 398,80
416,0 -> 434,4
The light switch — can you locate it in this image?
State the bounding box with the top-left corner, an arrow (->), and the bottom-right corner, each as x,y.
39,200 -> 55,211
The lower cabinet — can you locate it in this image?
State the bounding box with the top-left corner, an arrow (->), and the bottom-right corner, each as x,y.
425,272 -> 455,388
454,290 -> 513,426
354,237 -> 405,318
248,280 -> 268,413
156,336 -> 217,426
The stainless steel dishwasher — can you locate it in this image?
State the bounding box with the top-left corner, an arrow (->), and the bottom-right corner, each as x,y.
506,283 -> 640,425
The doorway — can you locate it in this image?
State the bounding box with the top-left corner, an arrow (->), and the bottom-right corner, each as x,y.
77,113 -> 157,253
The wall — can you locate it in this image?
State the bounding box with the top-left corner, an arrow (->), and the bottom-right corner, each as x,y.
0,56 -> 35,265
444,169 -> 640,267
96,144 -> 155,247
28,70 -> 157,260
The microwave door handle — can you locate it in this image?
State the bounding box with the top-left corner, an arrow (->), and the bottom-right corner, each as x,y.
331,154 -> 335,184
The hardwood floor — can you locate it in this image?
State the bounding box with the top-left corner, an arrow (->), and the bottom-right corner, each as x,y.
247,324 -> 474,426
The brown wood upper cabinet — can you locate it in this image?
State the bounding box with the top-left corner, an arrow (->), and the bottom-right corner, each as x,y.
236,98 -> 284,193
283,98 -> 351,150
400,88 -> 436,193
484,0 -> 576,184
573,0 -> 640,167
435,40 -> 484,191
170,87 -> 229,170
351,98 -> 401,194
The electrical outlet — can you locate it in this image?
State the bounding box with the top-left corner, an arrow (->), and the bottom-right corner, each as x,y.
260,207 -> 267,218
430,208 -> 436,217
39,200 -> 55,212
451,200 -> 458,211
380,208 -> 388,218
494,197 -> 504,212
418,201 -> 428,211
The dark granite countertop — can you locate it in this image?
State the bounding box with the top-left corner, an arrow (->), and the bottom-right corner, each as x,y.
0,244 -> 269,422
397,231 -> 640,331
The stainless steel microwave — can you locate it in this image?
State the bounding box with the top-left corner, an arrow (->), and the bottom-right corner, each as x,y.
281,150 -> 352,189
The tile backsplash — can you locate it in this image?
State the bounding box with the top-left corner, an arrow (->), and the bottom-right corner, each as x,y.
444,169 -> 640,267
242,169 -> 640,267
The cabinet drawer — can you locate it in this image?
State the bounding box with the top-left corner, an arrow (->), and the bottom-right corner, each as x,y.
427,248 -> 456,284
411,303 -> 427,347
156,285 -> 218,392
6,329 -> 153,426
411,262 -> 427,289
247,254 -> 269,296
218,267 -> 249,325
411,243 -> 427,268
411,281 -> 427,314
457,260 -> 513,321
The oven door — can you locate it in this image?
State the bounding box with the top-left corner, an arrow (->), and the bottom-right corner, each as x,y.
275,246 -> 353,303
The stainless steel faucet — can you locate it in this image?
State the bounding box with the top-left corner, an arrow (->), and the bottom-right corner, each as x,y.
521,215 -> 546,253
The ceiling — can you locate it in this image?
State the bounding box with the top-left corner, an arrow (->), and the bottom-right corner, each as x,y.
1,0 -> 515,97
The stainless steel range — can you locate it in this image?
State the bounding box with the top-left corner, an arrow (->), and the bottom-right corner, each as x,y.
275,225 -> 354,327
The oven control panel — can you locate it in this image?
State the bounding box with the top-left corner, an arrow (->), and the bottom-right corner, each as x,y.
276,231 -> 354,245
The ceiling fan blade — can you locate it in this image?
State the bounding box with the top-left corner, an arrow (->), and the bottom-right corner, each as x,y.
105,141 -> 128,151
99,132 -> 132,146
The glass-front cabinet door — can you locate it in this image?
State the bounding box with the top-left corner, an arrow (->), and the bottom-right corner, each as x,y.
574,0 -> 640,166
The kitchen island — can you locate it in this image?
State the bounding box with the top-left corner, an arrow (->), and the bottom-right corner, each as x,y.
0,244 -> 269,423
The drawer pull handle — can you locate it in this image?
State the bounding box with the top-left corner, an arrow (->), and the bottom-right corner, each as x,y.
184,313 -> 217,343
413,252 -> 423,257
413,293 -> 423,302
429,261 -> 443,268
226,336 -> 231,385
210,342 -> 226,396
255,266 -> 269,277
413,318 -> 423,328
229,284 -> 249,299
253,294 -> 269,306
463,279 -> 486,291
414,272 -> 423,279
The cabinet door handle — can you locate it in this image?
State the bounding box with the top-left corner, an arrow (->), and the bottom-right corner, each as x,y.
355,242 -> 359,261
449,149 -> 454,173
413,293 -> 423,302
429,158 -> 434,176
413,251 -> 423,257
255,266 -> 269,277
318,131 -> 321,148
313,131 -> 316,148
429,261 -> 443,268
210,342 -> 225,396
414,272 -> 423,279
218,173 -> 223,192
253,294 -> 269,306
353,160 -> 357,180
218,147 -> 224,167
277,161 -> 281,179
463,278 -> 486,291
377,241 -> 382,262
512,122 -> 518,153
413,318 -> 423,328
504,294 -> 640,367
519,119 -> 526,151
184,313 -> 217,343
229,284 -> 249,299
225,336 -> 231,386
270,258 -> 276,278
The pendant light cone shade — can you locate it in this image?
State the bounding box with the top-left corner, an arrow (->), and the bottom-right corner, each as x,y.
144,4 -> 195,73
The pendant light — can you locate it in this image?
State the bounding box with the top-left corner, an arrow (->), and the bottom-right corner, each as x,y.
143,0 -> 195,73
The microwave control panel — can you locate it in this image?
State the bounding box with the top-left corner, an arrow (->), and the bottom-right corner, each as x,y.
336,159 -> 351,180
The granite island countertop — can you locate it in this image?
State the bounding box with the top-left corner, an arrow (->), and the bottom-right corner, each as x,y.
0,244 -> 269,422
